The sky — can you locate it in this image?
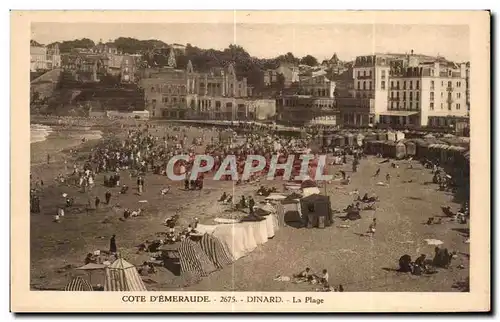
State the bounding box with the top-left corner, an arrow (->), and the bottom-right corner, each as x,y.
31,22 -> 470,62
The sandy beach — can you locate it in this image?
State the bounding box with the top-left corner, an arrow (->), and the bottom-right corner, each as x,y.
28,121 -> 469,292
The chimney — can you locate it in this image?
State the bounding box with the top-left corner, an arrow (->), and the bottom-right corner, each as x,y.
411,49 -> 414,56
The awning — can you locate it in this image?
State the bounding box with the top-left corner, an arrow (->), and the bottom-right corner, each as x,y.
379,111 -> 419,116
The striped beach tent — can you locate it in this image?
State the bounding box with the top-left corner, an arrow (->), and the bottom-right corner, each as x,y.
198,233 -> 233,269
178,238 -> 217,277
104,258 -> 147,292
64,276 -> 93,291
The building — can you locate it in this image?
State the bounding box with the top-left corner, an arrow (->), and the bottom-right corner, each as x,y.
30,43 -> 61,72
94,41 -> 119,55
263,63 -> 299,88
381,61 -> 467,127
276,74 -> 339,126
139,60 -> 276,120
339,51 -> 469,128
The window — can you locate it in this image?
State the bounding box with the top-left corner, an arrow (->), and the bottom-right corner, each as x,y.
456,103 -> 460,110
441,103 -> 444,109
430,102 -> 434,110
447,81 -> 452,88
457,81 -> 461,87
409,102 -> 412,110
430,80 -> 435,90
173,97 -> 177,104
448,70 -> 452,77
162,96 -> 168,103
441,81 -> 444,86
396,91 -> 400,98
409,92 -> 413,100
441,92 -> 444,98
381,81 -> 386,90
151,87 -> 155,92
430,92 -> 434,100
431,69 -> 435,76
457,93 -> 461,99
416,80 -> 420,89
403,92 -> 406,100
226,102 -> 232,108
391,91 -> 394,98
215,101 -> 221,108
391,81 -> 394,89
382,70 -> 386,78
363,71 -> 366,77
369,81 -> 372,90
357,82 -> 361,90
403,81 -> 407,89
363,81 -> 366,90
409,81 -> 413,89
397,81 -> 400,90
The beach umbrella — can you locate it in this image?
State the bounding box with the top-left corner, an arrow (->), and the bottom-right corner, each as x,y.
76,263 -> 106,285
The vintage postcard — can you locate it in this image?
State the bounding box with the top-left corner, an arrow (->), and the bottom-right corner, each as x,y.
11,10 -> 490,312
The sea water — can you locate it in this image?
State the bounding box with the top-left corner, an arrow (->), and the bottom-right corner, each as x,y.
30,124 -> 53,144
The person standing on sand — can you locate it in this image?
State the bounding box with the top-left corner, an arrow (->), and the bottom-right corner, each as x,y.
248,197 -> 255,216
109,235 -> 117,254
95,196 -> 101,209
47,154 -> 50,164
386,173 -> 391,184
367,218 -> 377,236
105,190 -> 112,205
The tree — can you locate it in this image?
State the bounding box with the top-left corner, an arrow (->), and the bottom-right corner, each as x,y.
300,55 -> 319,66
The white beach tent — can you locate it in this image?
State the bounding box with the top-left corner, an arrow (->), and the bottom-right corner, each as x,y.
104,258 -> 147,291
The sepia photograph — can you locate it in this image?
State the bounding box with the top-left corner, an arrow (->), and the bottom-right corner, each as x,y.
11,10 -> 490,312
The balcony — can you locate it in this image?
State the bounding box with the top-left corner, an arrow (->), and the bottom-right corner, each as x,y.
446,86 -> 453,92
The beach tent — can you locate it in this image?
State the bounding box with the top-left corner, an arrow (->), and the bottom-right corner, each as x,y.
198,233 -> 234,269
104,258 -> 147,291
212,224 -> 250,260
64,276 -> 93,291
178,238 -> 218,277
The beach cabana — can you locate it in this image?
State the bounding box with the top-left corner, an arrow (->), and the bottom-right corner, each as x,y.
377,132 -> 387,141
104,258 -> 147,291
356,133 -> 365,147
300,194 -> 332,229
395,131 -> 405,141
387,131 -> 396,142
382,141 -> 397,158
405,140 -> 417,157
395,141 -> 407,159
345,133 -> 355,146
333,135 -> 345,147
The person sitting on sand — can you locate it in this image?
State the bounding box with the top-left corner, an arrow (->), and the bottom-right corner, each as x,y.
218,192 -> 227,202
294,267 -> 312,281
398,254 -> 413,272
239,196 -> 247,209
319,269 -> 329,284
120,185 -> 129,194
53,214 -> 61,223
160,186 -> 170,195
123,209 -> 131,219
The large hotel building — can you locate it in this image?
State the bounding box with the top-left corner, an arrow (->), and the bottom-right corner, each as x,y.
337,51 -> 469,128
